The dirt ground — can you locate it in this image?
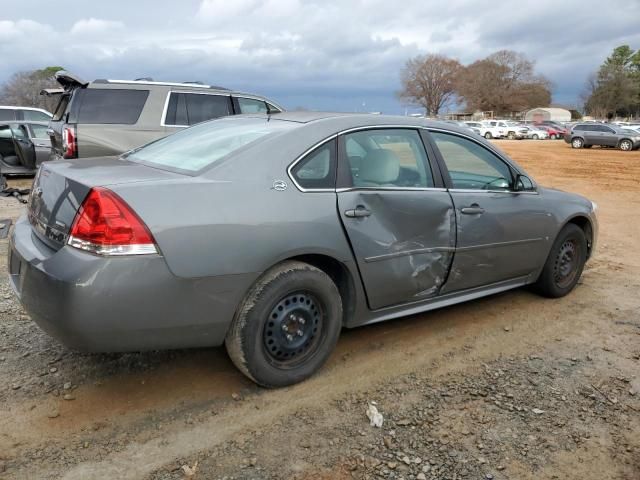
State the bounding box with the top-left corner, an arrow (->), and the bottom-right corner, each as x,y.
0,140 -> 639,480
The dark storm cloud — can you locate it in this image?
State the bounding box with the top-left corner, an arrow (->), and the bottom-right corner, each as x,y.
1,0 -> 638,112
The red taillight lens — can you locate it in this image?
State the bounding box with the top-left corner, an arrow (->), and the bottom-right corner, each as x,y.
62,125 -> 77,159
68,187 -> 157,255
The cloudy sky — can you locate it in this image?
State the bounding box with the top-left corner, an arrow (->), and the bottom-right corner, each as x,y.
2,0 -> 639,113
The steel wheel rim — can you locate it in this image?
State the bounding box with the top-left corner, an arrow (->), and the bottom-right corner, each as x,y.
263,291 -> 324,367
553,239 -> 580,289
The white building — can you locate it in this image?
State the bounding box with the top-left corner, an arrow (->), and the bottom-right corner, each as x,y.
524,107 -> 572,123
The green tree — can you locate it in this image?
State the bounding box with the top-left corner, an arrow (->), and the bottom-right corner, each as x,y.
584,46 -> 639,119
0,66 -> 65,113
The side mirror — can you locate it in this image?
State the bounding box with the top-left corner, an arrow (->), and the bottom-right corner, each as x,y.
514,174 -> 535,192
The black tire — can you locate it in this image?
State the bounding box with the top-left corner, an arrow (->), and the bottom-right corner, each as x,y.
225,261 -> 342,387
484,132 -> 492,139
507,131 -> 516,140
550,134 -> 557,140
619,139 -> 633,151
571,137 -> 584,149
534,224 -> 587,298
532,134 -> 539,140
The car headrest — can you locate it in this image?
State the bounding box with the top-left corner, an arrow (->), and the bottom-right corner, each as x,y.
359,149 -> 400,184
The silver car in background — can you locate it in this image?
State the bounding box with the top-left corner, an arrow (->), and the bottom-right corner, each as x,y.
9,113 -> 598,387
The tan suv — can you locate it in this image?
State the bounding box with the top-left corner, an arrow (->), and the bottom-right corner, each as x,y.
43,71 -> 283,160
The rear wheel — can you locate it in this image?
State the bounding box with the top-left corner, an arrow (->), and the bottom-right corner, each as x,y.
507,131 -> 516,140
532,134 -> 539,140
571,137 -> 584,149
534,224 -> 587,298
550,134 -> 557,140
619,139 -> 633,151
225,261 -> 342,387
484,132 -> 492,139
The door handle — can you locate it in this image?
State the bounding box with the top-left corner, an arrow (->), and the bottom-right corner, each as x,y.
344,206 -> 371,218
46,129 -> 55,136
461,204 -> 485,215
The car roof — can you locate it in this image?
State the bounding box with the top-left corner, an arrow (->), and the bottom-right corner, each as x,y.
0,120 -> 50,126
0,106 -> 51,113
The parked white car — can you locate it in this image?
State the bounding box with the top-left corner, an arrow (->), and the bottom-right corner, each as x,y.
523,126 -> 549,140
465,121 -> 502,139
485,120 -> 530,140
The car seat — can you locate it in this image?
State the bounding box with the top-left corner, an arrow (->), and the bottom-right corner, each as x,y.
356,149 -> 400,187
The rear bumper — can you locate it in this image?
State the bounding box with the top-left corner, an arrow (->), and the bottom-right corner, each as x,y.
8,215 -> 258,352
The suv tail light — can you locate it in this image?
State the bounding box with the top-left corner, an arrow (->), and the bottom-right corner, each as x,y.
62,125 -> 77,159
68,187 -> 158,255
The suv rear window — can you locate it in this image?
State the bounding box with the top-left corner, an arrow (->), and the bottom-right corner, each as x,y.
77,89 -> 149,124
164,92 -> 231,126
126,117 -> 297,173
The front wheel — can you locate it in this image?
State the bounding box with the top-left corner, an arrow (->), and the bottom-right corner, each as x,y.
226,261 -> 342,387
619,139 -> 633,151
532,134 -> 539,140
571,137 -> 584,149
484,132 -> 492,139
550,134 -> 557,140
534,224 -> 587,298
507,132 -> 516,140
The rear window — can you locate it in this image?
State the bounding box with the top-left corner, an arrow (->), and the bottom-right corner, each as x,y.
77,88 -> 149,124
22,110 -> 51,122
126,118 -> 297,173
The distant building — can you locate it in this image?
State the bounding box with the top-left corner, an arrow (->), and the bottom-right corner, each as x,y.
524,107 -> 572,123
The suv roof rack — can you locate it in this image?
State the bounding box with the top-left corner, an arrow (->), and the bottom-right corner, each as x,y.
93,79 -> 230,90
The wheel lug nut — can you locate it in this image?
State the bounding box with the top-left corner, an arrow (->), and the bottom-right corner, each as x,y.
297,330 -> 304,337
286,334 -> 293,341
282,324 -> 288,332
298,318 -> 305,325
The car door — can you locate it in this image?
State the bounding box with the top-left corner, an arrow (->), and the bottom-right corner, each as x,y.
336,128 -> 455,310
9,124 -> 36,169
27,124 -> 53,164
427,130 -> 555,293
598,125 -> 618,146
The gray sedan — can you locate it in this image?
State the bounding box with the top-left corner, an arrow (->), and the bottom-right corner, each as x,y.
9,112 -> 598,387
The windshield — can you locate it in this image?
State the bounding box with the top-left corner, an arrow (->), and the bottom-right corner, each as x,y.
126,117 -> 298,173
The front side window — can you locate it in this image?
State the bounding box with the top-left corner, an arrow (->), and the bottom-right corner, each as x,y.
30,124 -> 49,138
78,89 -> 149,124
430,131 -> 513,191
237,97 -> 269,114
291,139 -> 336,190
127,117 -> 298,173
343,129 -> 433,188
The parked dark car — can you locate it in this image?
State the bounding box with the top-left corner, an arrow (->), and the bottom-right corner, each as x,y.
0,121 -> 51,174
42,71 -> 284,160
565,123 -> 640,150
10,113 -> 598,387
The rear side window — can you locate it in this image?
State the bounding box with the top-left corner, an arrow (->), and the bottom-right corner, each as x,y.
291,139 -> 336,190
164,92 -> 231,126
30,124 -> 49,138
77,89 -> 149,124
22,110 -> 51,122
0,110 -> 15,121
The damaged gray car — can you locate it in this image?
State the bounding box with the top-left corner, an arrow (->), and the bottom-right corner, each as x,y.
9,112 -> 598,387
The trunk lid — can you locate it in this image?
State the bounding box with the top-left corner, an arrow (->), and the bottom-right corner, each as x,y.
28,157 -> 184,250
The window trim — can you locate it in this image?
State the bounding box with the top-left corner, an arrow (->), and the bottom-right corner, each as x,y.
161,91 -> 232,127
233,96 -> 283,114
287,134 -> 338,193
286,125 -> 535,194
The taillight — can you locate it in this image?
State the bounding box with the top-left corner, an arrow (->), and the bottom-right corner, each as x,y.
68,187 -> 158,256
62,125 -> 77,159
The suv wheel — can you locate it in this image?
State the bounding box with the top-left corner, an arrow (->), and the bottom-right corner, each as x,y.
507,132 -> 516,140
619,139 -> 633,151
571,137 -> 584,149
484,132 -> 492,139
225,261 -> 342,387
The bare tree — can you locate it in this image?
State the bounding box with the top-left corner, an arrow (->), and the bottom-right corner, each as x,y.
398,54 -> 462,116
0,66 -> 64,113
456,51 -> 551,115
